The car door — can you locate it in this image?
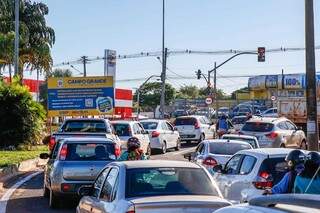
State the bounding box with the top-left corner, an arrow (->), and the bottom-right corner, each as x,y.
285,121 -> 301,147
194,142 -> 206,164
199,117 -> 211,139
166,122 -> 178,148
276,121 -> 291,146
91,167 -> 119,213
78,167 -> 110,213
133,123 -> 149,153
160,121 -> 170,146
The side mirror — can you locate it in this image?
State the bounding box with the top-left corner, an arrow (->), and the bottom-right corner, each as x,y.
78,185 -> 93,197
173,127 -> 178,131
213,164 -> 223,173
39,153 -> 50,159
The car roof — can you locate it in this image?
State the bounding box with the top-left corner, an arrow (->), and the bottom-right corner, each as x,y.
111,120 -> 137,124
140,119 -> 164,123
222,134 -> 257,140
203,139 -> 253,146
175,115 -> 202,119
64,118 -> 108,122
232,115 -> 248,119
236,148 -> 295,156
247,117 -> 286,123
61,137 -> 114,143
110,160 -> 201,169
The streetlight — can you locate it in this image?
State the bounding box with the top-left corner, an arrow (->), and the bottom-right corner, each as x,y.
70,65 -> 84,76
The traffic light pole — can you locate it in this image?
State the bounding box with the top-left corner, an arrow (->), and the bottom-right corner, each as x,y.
305,0 -> 319,151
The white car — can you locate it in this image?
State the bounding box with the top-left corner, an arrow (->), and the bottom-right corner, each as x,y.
174,116 -> 215,143
221,134 -> 260,148
188,139 -> 253,170
111,120 -> 151,155
214,194 -> 320,213
261,107 -> 278,118
77,160 -> 231,213
212,148 -> 294,203
140,119 -> 180,154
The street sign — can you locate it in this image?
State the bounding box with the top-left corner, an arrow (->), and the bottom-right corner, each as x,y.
271,96 -> 277,101
47,76 -> 114,117
205,97 -> 213,105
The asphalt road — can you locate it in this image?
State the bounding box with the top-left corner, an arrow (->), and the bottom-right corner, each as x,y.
2,142 -> 197,213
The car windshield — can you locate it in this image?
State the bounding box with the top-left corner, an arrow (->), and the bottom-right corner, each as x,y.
174,117 -> 196,126
221,136 -> 258,148
141,122 -> 158,130
112,123 -> 131,136
64,142 -> 116,161
125,167 -> 219,198
209,142 -> 252,155
242,122 -> 274,132
61,120 -> 108,133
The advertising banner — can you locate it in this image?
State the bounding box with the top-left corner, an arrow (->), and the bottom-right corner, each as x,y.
47,76 -> 114,117
248,75 -> 266,90
283,74 -> 304,89
265,75 -> 278,88
104,49 -> 116,77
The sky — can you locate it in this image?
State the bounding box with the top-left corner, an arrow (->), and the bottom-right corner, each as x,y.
23,0 -> 320,94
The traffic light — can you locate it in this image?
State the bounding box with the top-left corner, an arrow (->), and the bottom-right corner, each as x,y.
258,47 -> 265,62
196,69 -> 202,79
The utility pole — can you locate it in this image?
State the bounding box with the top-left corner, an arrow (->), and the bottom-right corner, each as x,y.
305,0 -> 319,151
81,56 -> 88,77
159,0 -> 166,119
213,62 -> 218,118
14,0 -> 19,77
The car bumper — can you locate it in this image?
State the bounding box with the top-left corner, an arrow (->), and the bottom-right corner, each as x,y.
150,138 -> 163,149
51,181 -> 93,195
179,132 -> 201,140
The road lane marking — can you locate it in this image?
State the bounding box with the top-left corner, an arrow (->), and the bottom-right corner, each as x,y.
0,171 -> 41,213
171,147 -> 195,156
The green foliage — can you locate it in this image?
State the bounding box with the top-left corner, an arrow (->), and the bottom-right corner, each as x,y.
0,79 -> 46,148
176,85 -> 199,99
136,82 -> 176,111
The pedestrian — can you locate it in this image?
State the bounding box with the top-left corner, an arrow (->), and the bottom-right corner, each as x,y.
216,114 -> 229,138
118,137 -> 148,161
294,151 -> 320,194
263,149 -> 306,195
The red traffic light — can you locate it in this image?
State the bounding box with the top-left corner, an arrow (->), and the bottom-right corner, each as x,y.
258,47 -> 265,62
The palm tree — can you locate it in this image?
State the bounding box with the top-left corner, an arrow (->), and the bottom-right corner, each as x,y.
0,0 -> 55,81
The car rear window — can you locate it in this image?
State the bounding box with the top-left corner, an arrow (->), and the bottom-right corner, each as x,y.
174,117 -> 196,126
209,142 -> 252,155
65,143 -> 116,161
232,117 -> 247,124
259,157 -> 289,185
222,137 -> 258,148
141,122 -> 158,130
112,123 -> 131,136
61,120 -> 108,133
125,167 -> 219,198
242,122 -> 274,132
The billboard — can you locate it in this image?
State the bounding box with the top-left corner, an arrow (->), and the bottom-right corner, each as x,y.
47,76 -> 114,117
283,74 -> 304,89
248,75 -> 266,90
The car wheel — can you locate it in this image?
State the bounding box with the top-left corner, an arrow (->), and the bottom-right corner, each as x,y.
43,185 -> 50,198
49,189 -> 60,209
175,138 -> 181,151
161,142 -> 167,154
300,140 -> 308,150
198,134 -> 205,143
146,144 -> 152,156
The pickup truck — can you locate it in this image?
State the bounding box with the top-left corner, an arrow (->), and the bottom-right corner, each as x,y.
49,118 -> 120,151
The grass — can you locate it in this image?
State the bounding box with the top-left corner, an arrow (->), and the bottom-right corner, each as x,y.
0,145 -> 48,168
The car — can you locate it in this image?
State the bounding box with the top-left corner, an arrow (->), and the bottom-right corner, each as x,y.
214,194 -> 320,213
173,109 -> 189,117
40,137 -> 120,209
195,108 -> 215,119
240,117 -> 307,149
221,134 -> 260,148
187,139 -> 254,170
111,120 -> 151,155
174,116 -> 215,143
49,118 -> 120,151
76,160 -> 231,213
140,119 -> 180,154
261,107 -> 278,118
212,148 -> 296,203
231,116 -> 248,131
217,107 -> 230,117
231,105 -> 252,117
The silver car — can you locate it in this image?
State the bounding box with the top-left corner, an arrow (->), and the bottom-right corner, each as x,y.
240,117 -> 307,149
140,119 -> 181,154
40,138 -> 120,209
77,160 -> 231,213
221,134 -> 260,148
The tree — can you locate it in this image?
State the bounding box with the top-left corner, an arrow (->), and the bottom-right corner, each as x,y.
136,82 -> 176,111
0,78 -> 46,147
39,68 -> 72,109
199,87 -> 230,99
0,0 -> 55,80
176,85 -> 199,99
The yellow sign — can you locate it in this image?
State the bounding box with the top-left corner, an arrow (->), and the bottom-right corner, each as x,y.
47,76 -> 113,89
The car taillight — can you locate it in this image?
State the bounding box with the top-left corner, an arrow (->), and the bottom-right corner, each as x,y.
202,157 -> 217,167
151,131 -> 160,138
49,136 -> 56,150
126,205 -> 135,213
194,121 -> 200,129
253,171 -> 273,189
114,144 -> 121,158
61,183 -> 71,192
266,132 -> 278,139
59,144 -> 68,160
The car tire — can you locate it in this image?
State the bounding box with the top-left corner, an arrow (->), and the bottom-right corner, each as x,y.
43,185 -> 50,198
49,189 -> 60,209
161,142 -> 167,154
300,140 -> 308,150
198,134 -> 205,143
175,138 -> 181,151
146,144 -> 152,156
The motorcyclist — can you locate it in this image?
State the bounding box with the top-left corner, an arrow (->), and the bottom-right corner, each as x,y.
263,149 -> 306,195
118,137 -> 148,161
216,114 -> 230,138
294,151 -> 320,194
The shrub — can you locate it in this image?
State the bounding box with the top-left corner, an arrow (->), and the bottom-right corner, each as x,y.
0,79 -> 46,148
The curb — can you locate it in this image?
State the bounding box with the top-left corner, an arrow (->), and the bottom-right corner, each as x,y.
0,158 -> 47,191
